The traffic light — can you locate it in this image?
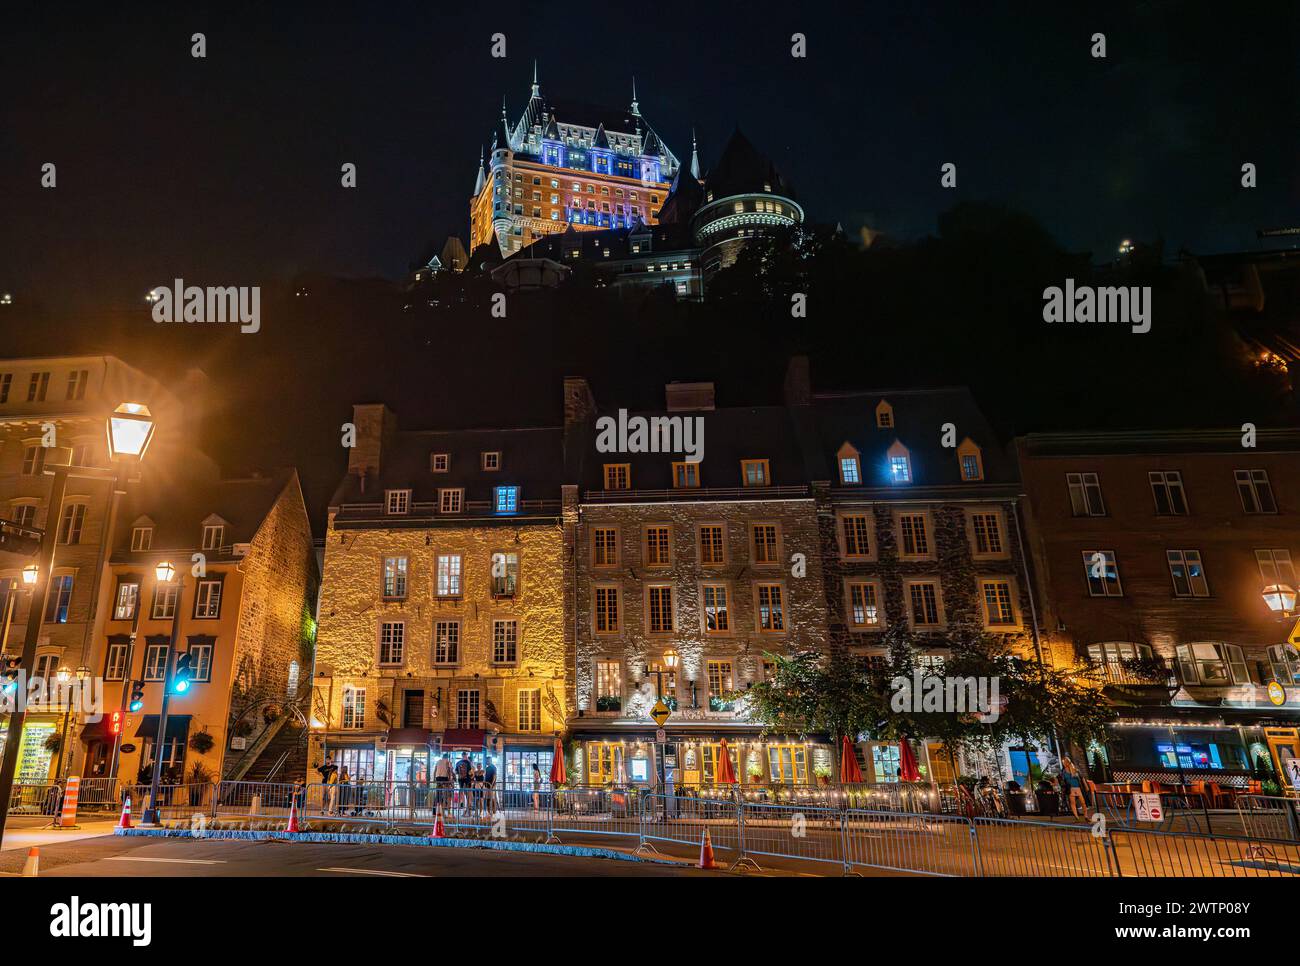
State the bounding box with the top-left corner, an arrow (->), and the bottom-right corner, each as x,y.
1,657 -> 20,696
172,653 -> 192,695
129,680 -> 144,712
108,710 -> 123,735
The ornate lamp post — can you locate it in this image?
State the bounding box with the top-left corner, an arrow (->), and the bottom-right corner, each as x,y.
142,560 -> 184,825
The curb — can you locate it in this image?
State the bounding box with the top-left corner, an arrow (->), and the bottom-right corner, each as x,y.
115,827 -> 688,865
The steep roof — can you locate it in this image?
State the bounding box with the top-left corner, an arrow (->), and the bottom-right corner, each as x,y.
704,127 -> 796,201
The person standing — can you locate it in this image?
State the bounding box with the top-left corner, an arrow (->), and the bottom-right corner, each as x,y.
483,757 -> 498,815
1060,756 -> 1087,819
455,752 -> 473,815
471,762 -> 485,816
531,762 -> 543,812
316,754 -> 339,815
433,752 -> 453,809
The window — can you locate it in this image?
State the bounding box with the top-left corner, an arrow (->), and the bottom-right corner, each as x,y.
841,513 -> 873,558
21,445 -> 45,476
1175,643 -> 1249,686
1067,472 -> 1105,516
768,744 -> 808,784
492,551 -> 519,597
594,660 -> 622,712
1256,549 -> 1296,587
66,370 -> 88,400
741,459 -> 770,487
587,741 -> 624,782
187,643 -> 213,683
969,511 -> 1005,557
518,689 -> 541,732
702,583 -> 729,633
958,443 -> 983,481
980,579 -> 1018,627
1236,470 -> 1277,514
194,579 -> 222,618
201,524 -> 224,550
751,523 -> 779,565
898,513 -> 930,558
436,554 -> 462,596
130,527 -> 153,551
494,485 -> 519,514
113,581 -> 139,621
838,453 -> 861,484
385,489 -> 410,515
70,443 -> 91,467
492,620 -> 518,664
603,464 -> 630,490
143,643 -> 168,682
431,453 -> 450,473
592,527 -> 618,566
44,574 -> 74,623
877,402 -> 894,430
1087,642 -> 1153,666
104,641 -> 128,681
594,585 -> 620,633
152,583 -> 178,620
647,585 -> 673,634
1167,550 -> 1209,597
27,372 -> 49,402
439,488 -> 464,514
57,503 -> 86,544
707,661 -> 734,712
701,741 -> 738,781
756,583 -> 785,631
481,451 -> 501,471
382,556 -> 408,599
847,580 -> 883,630
0,373 -> 9,402
672,462 -> 699,488
434,621 -> 459,664
12,504 -> 37,528
906,581 -> 943,628
1148,471 -> 1188,515
1083,550 -> 1123,596
699,525 -> 725,565
457,689 -> 481,728
872,745 -> 901,783
1269,644 -> 1300,687
889,455 -> 912,484
644,525 -> 671,566
342,687 -> 365,729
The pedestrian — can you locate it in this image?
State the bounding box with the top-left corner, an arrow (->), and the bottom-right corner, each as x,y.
433,752 -> 453,810
339,767 -> 352,815
483,757 -> 498,814
532,762 -> 543,811
316,754 -> 339,814
454,752 -> 473,815
1060,755 -> 1087,819
472,762 -> 485,815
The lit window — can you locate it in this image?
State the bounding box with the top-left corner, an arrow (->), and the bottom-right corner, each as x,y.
342,687 -> 365,729
194,579 -> 222,618
889,455 -> 911,483
379,621 -> 405,665
1167,550 -> 1209,597
847,581 -> 882,629
703,584 -> 729,633
756,583 -> 784,631
44,574 -> 73,622
434,621 -> 460,664
981,580 -> 1017,627
595,661 -> 622,713
436,554 -> 463,596
707,661 -> 734,712
492,552 -> 519,597
113,581 -> 139,621
494,485 -> 519,514
382,556 -> 408,599
839,456 -> 861,484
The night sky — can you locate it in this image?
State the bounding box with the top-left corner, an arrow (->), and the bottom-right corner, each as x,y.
3,0 -> 1297,316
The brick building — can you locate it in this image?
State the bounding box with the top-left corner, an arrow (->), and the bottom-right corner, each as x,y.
1017,429 -> 1300,789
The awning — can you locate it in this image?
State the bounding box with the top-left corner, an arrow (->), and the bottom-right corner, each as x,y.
133,714 -> 191,740
440,728 -> 486,749
79,717 -> 116,744
384,727 -> 433,746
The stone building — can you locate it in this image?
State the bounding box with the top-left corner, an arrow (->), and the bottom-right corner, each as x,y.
311,406 -> 568,787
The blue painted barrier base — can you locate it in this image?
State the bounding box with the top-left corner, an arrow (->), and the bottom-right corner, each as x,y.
115,826 -> 687,866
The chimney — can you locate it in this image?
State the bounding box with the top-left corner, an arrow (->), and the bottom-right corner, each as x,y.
348,403 -> 397,480
563,377 -> 597,427
665,381 -> 715,412
783,355 -> 811,406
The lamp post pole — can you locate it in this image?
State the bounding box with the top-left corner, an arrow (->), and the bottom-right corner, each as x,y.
143,573 -> 183,826
0,465 -> 70,850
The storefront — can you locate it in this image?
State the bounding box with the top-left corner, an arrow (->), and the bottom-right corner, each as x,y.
1100,711 -> 1299,788
324,728 -> 553,790
571,730 -> 833,787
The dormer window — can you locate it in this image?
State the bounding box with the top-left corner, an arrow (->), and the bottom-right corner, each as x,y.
887,442 -> 912,484
130,526 -> 153,552
741,459 -> 770,487
876,400 -> 894,429
673,462 -> 699,488
201,524 -> 224,550
604,464 -> 630,490
385,489 -> 411,515
837,443 -> 861,485
494,486 -> 519,514
431,453 -> 450,473
957,439 -> 984,481
481,451 -> 501,471
439,488 -> 464,514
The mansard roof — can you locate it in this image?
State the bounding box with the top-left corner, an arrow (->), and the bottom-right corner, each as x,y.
704,127 -> 796,201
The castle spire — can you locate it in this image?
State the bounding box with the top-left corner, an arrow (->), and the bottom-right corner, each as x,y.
630,76 -> 640,115
531,60 -> 540,98
690,128 -> 700,180
474,146 -> 485,194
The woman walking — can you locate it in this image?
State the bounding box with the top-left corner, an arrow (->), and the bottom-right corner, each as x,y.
1060,756 -> 1087,819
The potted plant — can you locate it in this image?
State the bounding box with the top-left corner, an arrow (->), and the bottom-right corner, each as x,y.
746,762 -> 764,784
186,761 -> 213,806
43,733 -> 61,755
263,704 -> 281,725
189,730 -> 215,756
813,764 -> 832,786
233,719 -> 255,739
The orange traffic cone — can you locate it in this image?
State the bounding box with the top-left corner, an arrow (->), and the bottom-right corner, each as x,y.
431,803 -> 445,838
286,796 -> 301,834
117,793 -> 133,829
21,847 -> 39,877
697,828 -> 719,869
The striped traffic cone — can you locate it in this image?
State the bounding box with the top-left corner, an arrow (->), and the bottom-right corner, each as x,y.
286,796 -> 301,833
697,828 -> 719,869
21,847 -> 39,877
117,794 -> 132,829
431,803 -> 446,838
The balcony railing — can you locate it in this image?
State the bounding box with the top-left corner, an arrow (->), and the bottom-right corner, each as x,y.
1083,658 -> 1178,688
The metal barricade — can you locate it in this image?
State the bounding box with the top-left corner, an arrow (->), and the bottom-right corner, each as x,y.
1236,794 -> 1300,842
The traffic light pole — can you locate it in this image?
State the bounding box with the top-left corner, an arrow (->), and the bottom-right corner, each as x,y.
0,466 -> 69,850
106,586 -> 147,781
142,574 -> 183,826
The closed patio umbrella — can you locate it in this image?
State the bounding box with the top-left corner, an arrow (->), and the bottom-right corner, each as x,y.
717,738 -> 738,784
840,734 -> 863,783
898,737 -> 920,782
549,736 -> 567,786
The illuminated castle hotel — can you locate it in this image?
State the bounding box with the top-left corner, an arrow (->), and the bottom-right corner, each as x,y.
469,67 -> 803,298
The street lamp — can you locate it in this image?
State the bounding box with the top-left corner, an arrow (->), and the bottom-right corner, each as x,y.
143,561 -> 185,825
1263,584 -> 1297,618
155,560 -> 175,584
20,565 -> 37,587
662,647 -> 679,670
106,402 -> 155,461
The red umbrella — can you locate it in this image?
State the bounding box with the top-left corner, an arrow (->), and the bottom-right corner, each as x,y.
898,737 -> 920,782
716,738 -> 738,784
549,736 -> 567,786
840,735 -> 863,783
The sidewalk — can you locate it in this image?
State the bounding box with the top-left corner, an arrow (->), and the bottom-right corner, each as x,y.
0,816 -> 121,852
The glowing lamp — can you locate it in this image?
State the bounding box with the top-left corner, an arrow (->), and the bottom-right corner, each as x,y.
662,647 -> 679,670
1263,584 -> 1298,617
106,402 -> 156,460
155,560 -> 176,583
21,564 -> 38,586
56,665 -> 71,683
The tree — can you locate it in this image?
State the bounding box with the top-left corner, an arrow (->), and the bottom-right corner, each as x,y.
742,649 -> 884,747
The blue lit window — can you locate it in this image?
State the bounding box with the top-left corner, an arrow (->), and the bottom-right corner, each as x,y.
889,456 -> 912,484
495,486 -> 520,514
